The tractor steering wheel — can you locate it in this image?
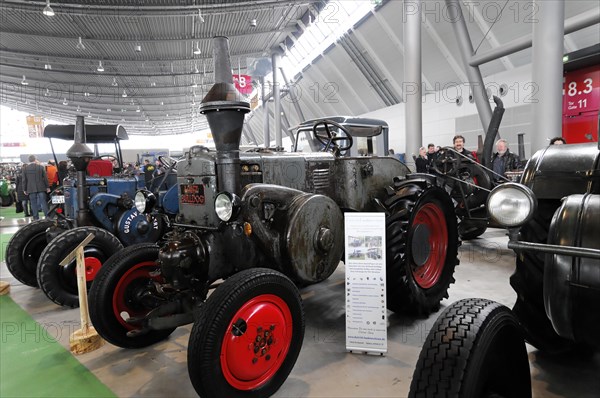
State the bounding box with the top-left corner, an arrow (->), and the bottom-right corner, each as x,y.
158,155 -> 179,170
432,147 -> 462,176
312,120 -> 353,154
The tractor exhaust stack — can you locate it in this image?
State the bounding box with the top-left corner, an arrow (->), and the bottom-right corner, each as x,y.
200,36 -> 250,195
66,116 -> 94,226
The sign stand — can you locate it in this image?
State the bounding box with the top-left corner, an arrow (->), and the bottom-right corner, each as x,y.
344,213 -> 387,355
59,233 -> 104,355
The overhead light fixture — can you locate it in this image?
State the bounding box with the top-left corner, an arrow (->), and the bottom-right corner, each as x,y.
21,75 -> 28,85
107,108 -> 111,112
43,0 -> 55,17
76,105 -> 81,112
160,101 -> 164,106
122,89 -> 127,98
198,9 -> 205,23
97,60 -> 104,72
44,63 -> 52,70
193,42 -> 202,55
249,18 -> 257,28
84,92 -> 90,97
76,36 -> 85,50
150,81 -> 156,87
62,98 -> 68,105
44,88 -> 50,96
112,77 -> 118,86
194,63 -> 199,74
135,44 -> 142,52
136,106 -> 140,113
88,112 -> 91,117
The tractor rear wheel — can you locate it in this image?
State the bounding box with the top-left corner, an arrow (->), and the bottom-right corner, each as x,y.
37,226 -> 123,307
188,268 -> 304,398
89,243 -> 176,348
5,219 -> 54,287
510,199 -> 576,354
384,179 -> 459,315
409,298 -> 531,398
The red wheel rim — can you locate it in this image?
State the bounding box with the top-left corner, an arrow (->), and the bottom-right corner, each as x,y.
84,257 -> 102,282
220,294 -> 293,390
411,203 -> 448,289
112,261 -> 162,330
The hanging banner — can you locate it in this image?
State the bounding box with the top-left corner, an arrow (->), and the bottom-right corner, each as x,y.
233,74 -> 253,95
344,212 -> 387,355
26,115 -> 44,138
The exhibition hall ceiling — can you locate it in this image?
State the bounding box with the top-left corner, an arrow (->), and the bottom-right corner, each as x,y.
0,0 -> 598,139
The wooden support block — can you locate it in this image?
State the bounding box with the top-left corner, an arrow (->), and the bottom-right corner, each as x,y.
69,326 -> 104,355
0,281 -> 10,295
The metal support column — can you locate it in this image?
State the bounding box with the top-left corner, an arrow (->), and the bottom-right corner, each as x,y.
404,0 -> 422,170
446,0 -> 492,132
280,67 -> 306,123
272,52 -> 282,148
261,76 -> 270,147
531,0 -> 565,151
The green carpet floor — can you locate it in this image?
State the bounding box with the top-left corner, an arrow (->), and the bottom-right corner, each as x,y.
0,205 -> 25,220
0,295 -> 116,398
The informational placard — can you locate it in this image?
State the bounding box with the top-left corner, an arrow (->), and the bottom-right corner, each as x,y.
233,74 -> 253,95
562,65 -> 599,116
344,212 -> 387,355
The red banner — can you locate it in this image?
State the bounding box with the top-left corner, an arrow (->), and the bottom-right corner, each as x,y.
233,74 -> 253,95
563,65 -> 599,117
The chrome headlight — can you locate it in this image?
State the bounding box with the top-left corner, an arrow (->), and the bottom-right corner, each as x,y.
134,190 -> 156,214
487,183 -> 537,228
215,192 -> 240,222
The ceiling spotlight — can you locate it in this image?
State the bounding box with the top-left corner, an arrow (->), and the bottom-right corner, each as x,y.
249,18 -> 257,28
62,98 -> 68,105
107,108 -> 112,112
122,89 -> 127,98
43,0 -> 55,17
112,77 -> 118,86
77,105 -> 81,112
194,63 -> 199,74
44,88 -> 50,96
150,81 -> 156,87
136,106 -> 140,113
76,36 -> 85,50
21,75 -> 28,85
160,101 -> 164,106
84,92 -> 90,97
97,60 -> 104,72
135,44 -> 142,52
88,112 -> 91,117
198,9 -> 205,23
44,63 -> 52,70
193,41 -> 202,55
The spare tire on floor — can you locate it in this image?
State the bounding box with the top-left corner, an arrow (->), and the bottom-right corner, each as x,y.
409,298 -> 531,398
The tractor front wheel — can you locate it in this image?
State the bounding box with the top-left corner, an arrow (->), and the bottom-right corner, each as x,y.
187,268 -> 304,398
5,219 -> 54,287
384,179 -> 459,315
36,226 -> 123,307
89,243 -> 176,348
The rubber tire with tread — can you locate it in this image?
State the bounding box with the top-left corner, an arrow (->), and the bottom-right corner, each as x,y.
509,199 -> 576,354
37,226 -> 123,307
89,243 -> 176,348
409,298 -> 531,398
384,179 -> 459,315
1,194 -> 14,207
5,219 -> 54,287
458,220 -> 487,240
188,268 -> 304,398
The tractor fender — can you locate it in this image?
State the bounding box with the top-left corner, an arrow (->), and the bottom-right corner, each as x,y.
544,193 -> 600,348
521,143 -> 599,200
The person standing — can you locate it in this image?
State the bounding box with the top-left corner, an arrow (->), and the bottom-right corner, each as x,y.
46,160 -> 59,191
57,160 -> 69,185
491,139 -> 521,183
415,147 -> 429,173
452,135 -> 476,161
22,155 -> 50,220
426,143 -> 437,164
15,168 -> 32,217
142,159 -> 156,189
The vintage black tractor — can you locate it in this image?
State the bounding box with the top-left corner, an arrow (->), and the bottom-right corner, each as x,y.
89,36 -> 459,397
5,120 -> 177,307
487,140 -> 600,354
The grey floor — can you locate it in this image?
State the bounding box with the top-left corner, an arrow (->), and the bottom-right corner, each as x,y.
1,216 -> 599,398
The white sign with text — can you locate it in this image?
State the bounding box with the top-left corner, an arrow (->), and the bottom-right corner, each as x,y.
344,212 -> 387,355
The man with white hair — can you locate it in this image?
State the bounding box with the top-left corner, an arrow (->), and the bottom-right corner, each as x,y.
491,139 -> 521,183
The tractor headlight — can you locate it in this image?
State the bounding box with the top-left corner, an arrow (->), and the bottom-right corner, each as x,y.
134,190 -> 156,214
215,192 -> 240,222
487,183 -> 536,228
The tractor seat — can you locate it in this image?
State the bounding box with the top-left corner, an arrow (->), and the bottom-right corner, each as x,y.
87,159 -> 113,177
